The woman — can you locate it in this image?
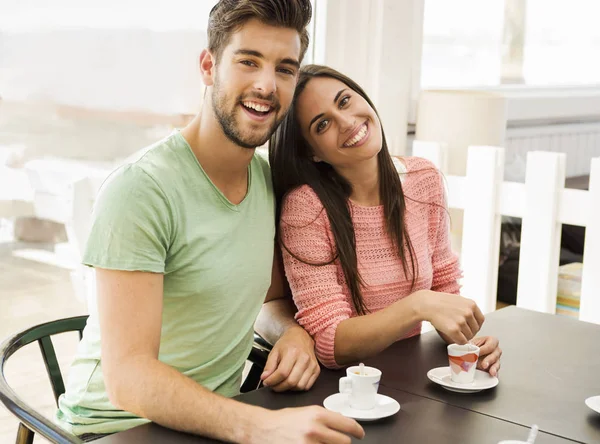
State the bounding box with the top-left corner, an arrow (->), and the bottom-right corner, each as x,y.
269,65 -> 501,374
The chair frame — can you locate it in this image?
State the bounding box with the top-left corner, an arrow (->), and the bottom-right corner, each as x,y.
0,316 -> 272,444
0,315 -> 87,444
240,334 -> 272,393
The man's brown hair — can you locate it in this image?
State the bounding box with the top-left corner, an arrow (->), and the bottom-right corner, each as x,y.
208,0 -> 312,62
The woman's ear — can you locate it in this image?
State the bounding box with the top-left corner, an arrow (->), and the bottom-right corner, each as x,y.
312,155 -> 322,163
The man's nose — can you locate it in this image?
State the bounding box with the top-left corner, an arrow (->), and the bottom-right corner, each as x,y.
253,69 -> 277,96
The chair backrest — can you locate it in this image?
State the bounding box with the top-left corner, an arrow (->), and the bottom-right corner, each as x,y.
1,316 -> 271,442
0,316 -> 88,444
240,334 -> 271,394
413,140 -> 600,324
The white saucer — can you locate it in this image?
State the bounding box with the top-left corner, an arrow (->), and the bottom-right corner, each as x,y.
427,366 -> 499,393
585,395 -> 600,414
323,393 -> 400,421
497,441 -> 528,444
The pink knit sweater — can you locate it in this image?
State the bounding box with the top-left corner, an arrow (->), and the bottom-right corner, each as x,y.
279,157 -> 462,369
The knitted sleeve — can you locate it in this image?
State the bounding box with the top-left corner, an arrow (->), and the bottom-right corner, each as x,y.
279,185 -> 351,369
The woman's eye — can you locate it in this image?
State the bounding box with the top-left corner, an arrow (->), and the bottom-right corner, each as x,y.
340,96 -> 350,107
316,120 -> 329,133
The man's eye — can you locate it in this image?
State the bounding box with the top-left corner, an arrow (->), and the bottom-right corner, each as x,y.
277,68 -> 295,76
240,60 -> 256,67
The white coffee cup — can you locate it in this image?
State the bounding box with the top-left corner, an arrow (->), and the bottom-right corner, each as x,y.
448,343 -> 480,384
339,365 -> 381,410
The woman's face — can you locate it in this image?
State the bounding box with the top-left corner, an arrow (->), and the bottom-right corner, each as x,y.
295,76 -> 383,168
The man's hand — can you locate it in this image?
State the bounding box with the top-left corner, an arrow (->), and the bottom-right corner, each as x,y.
261,326 -> 320,392
471,336 -> 502,377
252,406 -> 365,444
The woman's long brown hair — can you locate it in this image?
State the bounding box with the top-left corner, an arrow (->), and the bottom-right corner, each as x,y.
269,64 -> 418,315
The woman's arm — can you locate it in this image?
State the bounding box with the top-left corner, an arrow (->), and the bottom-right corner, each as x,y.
279,187 -> 353,368
331,293 -> 421,365
333,289 -> 486,365
281,184 -> 484,368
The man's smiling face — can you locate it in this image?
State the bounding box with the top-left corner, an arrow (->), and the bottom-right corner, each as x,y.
210,19 -> 301,149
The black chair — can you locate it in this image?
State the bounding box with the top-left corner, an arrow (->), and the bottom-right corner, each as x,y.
240,333 -> 273,393
0,315 -> 86,444
0,316 -> 272,444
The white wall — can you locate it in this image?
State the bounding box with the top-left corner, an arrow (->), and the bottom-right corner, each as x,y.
313,0 -> 424,155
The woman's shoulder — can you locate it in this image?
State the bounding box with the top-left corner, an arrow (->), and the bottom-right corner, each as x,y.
398,156 -> 445,201
283,184 -> 322,206
281,184 -> 326,224
397,155 -> 438,174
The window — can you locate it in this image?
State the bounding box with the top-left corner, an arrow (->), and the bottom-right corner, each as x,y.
523,0 -> 600,86
0,1 -> 218,163
0,0 -> 215,31
421,0 -> 600,88
0,0 -> 217,113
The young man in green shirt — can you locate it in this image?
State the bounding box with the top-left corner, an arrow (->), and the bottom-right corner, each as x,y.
56,1 -> 364,442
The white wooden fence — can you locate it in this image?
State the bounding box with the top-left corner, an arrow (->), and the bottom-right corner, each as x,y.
413,141 -> 600,325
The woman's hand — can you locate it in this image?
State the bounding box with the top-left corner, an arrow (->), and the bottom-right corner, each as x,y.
471,335 -> 502,377
414,290 -> 485,344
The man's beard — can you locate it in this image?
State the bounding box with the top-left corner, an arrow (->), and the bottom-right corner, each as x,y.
211,77 -> 283,149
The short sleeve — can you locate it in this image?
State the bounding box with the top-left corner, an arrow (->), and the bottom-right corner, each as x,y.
82,164 -> 172,273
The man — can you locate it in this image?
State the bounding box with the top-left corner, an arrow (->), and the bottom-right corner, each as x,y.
56,1 -> 364,442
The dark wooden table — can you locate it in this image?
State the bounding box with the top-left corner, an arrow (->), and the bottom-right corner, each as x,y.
98,307 -> 600,443
98,370 -> 574,444
365,306 -> 600,443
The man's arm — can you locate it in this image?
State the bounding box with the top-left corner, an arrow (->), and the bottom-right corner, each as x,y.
255,245 -> 297,343
253,247 -> 321,391
97,268 -> 363,443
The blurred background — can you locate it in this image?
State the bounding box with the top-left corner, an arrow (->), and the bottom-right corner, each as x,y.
1,1 -> 599,441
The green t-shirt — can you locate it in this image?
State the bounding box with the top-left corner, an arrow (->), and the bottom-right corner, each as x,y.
56,132 -> 275,435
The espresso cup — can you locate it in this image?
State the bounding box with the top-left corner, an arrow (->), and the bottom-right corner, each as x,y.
339,365 -> 382,410
448,343 -> 480,384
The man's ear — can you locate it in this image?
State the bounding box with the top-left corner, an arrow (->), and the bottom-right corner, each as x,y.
312,155 -> 322,163
199,49 -> 216,86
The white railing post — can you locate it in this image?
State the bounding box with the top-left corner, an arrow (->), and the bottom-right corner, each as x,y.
579,157 -> 600,324
460,146 -> 504,314
516,151 -> 566,313
412,141 -> 597,322
411,140 -> 448,173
